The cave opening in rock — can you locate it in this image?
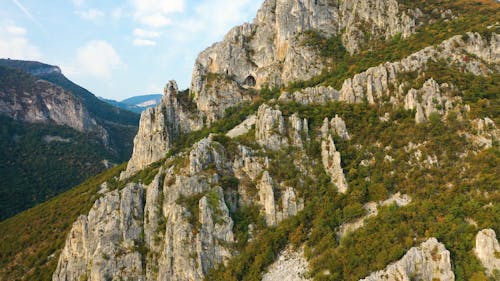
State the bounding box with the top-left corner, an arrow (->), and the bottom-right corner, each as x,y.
244,75 -> 256,87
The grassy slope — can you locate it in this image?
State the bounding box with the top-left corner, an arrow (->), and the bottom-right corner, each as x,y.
0,164 -> 126,281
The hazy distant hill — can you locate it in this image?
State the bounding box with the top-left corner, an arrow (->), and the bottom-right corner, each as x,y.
0,60 -> 139,220
101,94 -> 163,113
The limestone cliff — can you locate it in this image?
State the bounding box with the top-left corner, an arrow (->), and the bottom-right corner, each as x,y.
123,81 -> 203,177
190,0 -> 427,122
474,229 -> 500,279
360,238 -> 455,281
0,70 -> 108,144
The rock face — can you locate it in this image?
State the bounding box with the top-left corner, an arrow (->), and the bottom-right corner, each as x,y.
226,114 -> 256,138
468,118 -> 500,149
255,103 -> 308,150
474,229 -> 500,278
123,81 -> 203,178
55,136 -> 237,281
321,134 -> 348,193
257,171 -> 304,226
321,115 -> 350,140
282,32 -> 499,112
360,238 -> 455,281
0,78 -> 107,141
404,78 -> 459,123
54,123 -> 309,280
53,183 -> 145,281
262,245 -> 310,281
190,0 -> 425,122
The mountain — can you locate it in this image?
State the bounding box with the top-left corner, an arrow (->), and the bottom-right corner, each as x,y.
122,94 -> 163,107
0,61 -> 140,220
1,0 -> 499,280
100,94 -> 163,113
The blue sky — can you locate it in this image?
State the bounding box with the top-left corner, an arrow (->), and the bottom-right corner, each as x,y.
0,0 -> 263,100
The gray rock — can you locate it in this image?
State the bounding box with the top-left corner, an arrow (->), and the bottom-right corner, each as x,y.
257,171 -> 303,227
474,229 -> 500,278
189,0 -> 425,123
321,115 -> 350,140
282,32 -> 498,107
226,114 -> 256,138
123,81 -> 203,178
262,245 -> 310,281
256,104 -> 288,150
404,78 -> 460,123
53,183 -> 145,281
197,187 -> 234,274
0,79 -> 109,145
321,135 -> 348,193
360,238 -> 455,281
255,104 -> 308,150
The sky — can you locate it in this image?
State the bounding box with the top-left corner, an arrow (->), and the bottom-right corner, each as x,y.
0,0 -> 264,100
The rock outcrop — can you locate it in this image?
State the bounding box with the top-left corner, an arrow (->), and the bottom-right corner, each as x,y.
468,118 -> 499,149
53,183 -> 145,281
474,229 -> 500,278
262,245 -> 310,281
257,171 -> 304,226
255,104 -> 308,150
360,238 -> 455,281
280,32 -> 498,110
404,78 -> 459,123
226,114 -> 256,138
337,193 -> 411,239
321,115 -> 350,140
321,135 -> 348,193
0,78 -> 107,143
55,136 -> 237,281
190,0 -> 427,123
123,81 -> 203,178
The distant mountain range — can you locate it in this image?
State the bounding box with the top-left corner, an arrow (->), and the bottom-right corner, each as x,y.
0,59 -> 140,220
100,94 -> 163,113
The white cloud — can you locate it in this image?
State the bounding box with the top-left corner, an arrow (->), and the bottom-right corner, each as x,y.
76,9 -> 105,21
133,28 -> 160,38
191,0 -> 260,38
0,22 -> 41,60
133,39 -> 157,46
72,0 -> 85,7
131,0 -> 184,27
5,25 -> 26,36
75,40 -> 125,78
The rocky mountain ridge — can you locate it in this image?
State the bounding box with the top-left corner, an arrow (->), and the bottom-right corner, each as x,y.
0,65 -> 108,142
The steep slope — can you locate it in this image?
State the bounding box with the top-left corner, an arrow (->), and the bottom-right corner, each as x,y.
0,63 -> 138,220
1,0 -> 499,281
0,59 -> 139,126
